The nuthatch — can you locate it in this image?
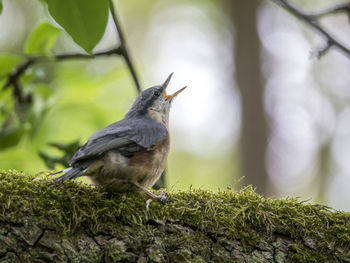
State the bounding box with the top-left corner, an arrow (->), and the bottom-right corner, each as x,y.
54,73 -> 186,203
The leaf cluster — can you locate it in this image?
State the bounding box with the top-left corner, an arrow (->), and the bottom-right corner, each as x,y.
0,0 -> 134,159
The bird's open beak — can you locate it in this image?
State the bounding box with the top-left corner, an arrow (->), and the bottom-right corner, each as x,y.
164,86 -> 187,101
161,73 -> 186,101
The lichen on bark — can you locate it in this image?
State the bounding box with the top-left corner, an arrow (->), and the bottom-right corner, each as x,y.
0,170 -> 349,262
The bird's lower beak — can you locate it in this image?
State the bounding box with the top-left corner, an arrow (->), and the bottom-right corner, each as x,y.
161,72 -> 186,100
163,86 -> 187,101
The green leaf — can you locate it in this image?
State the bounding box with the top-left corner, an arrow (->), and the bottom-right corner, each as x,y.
34,83 -> 54,100
0,54 -> 23,77
39,140 -> 81,169
42,0 -> 109,53
25,22 -> 61,55
0,0 -> 3,15
0,126 -> 24,149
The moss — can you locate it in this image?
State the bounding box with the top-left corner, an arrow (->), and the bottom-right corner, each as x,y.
1,170 -> 350,262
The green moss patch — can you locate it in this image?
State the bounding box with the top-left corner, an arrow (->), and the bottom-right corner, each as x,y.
1,170 -> 350,262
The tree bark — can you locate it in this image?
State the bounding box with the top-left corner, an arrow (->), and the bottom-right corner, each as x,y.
228,0 -> 270,196
0,171 -> 349,263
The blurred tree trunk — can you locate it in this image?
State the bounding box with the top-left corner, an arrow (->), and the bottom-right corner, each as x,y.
227,0 -> 270,195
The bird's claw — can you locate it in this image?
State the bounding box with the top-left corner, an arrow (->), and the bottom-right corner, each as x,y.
146,199 -> 153,209
157,192 -> 168,204
145,191 -> 168,209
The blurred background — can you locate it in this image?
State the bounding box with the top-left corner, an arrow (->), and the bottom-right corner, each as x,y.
1,0 -> 350,210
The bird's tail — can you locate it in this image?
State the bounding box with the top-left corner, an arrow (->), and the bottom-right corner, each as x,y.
53,167 -> 86,183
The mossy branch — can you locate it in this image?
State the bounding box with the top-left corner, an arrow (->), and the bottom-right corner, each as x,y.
0,170 -> 350,262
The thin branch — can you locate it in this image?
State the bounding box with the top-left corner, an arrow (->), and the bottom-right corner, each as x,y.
314,41 -> 332,59
308,3 -> 350,19
3,59 -> 35,91
54,46 -> 123,60
270,0 -> 350,59
3,47 -> 123,91
109,0 -> 142,93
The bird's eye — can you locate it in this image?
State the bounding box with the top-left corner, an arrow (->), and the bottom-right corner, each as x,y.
154,90 -> 161,97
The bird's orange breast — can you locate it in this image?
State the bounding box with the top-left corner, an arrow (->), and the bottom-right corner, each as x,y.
128,137 -> 170,187
85,136 -> 170,192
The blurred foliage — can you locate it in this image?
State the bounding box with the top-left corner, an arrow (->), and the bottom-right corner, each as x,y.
168,151 -> 237,191
25,22 -> 60,55
0,54 -> 23,76
39,140 -> 81,169
0,61 -> 133,172
0,0 -> 116,167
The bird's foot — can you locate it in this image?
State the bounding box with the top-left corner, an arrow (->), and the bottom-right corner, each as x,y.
145,191 -> 168,209
131,182 -> 168,208
156,191 -> 168,204
146,199 -> 153,209
146,191 -> 168,210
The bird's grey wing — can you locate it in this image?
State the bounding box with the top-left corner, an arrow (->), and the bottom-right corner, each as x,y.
121,116 -> 168,149
89,117 -> 167,148
70,117 -> 168,166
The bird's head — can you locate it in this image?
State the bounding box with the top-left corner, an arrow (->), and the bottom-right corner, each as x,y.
126,73 -> 186,125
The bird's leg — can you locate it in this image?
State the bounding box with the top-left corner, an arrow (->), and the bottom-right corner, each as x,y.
131,182 -> 167,205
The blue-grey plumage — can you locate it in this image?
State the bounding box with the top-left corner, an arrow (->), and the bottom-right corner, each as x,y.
53,73 -> 186,202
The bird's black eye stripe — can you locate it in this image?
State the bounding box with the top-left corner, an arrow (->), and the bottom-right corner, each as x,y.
154,90 -> 161,97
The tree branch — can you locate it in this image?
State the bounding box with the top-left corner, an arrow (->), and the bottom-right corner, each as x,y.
3,59 -> 35,102
270,0 -> 350,59
3,47 -> 123,92
54,46 -> 123,60
308,2 -> 350,19
109,0 -> 142,94
2,170 -> 350,262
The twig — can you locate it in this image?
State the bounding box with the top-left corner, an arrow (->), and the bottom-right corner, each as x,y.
308,3 -> 350,19
2,47 -> 123,91
314,41 -> 332,59
3,59 -> 35,101
270,0 -> 350,59
54,46 -> 123,60
109,0 -> 142,93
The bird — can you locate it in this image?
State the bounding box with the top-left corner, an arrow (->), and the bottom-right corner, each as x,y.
53,73 -> 186,204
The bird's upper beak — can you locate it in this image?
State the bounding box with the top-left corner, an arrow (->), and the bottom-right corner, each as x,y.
161,73 -> 186,101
